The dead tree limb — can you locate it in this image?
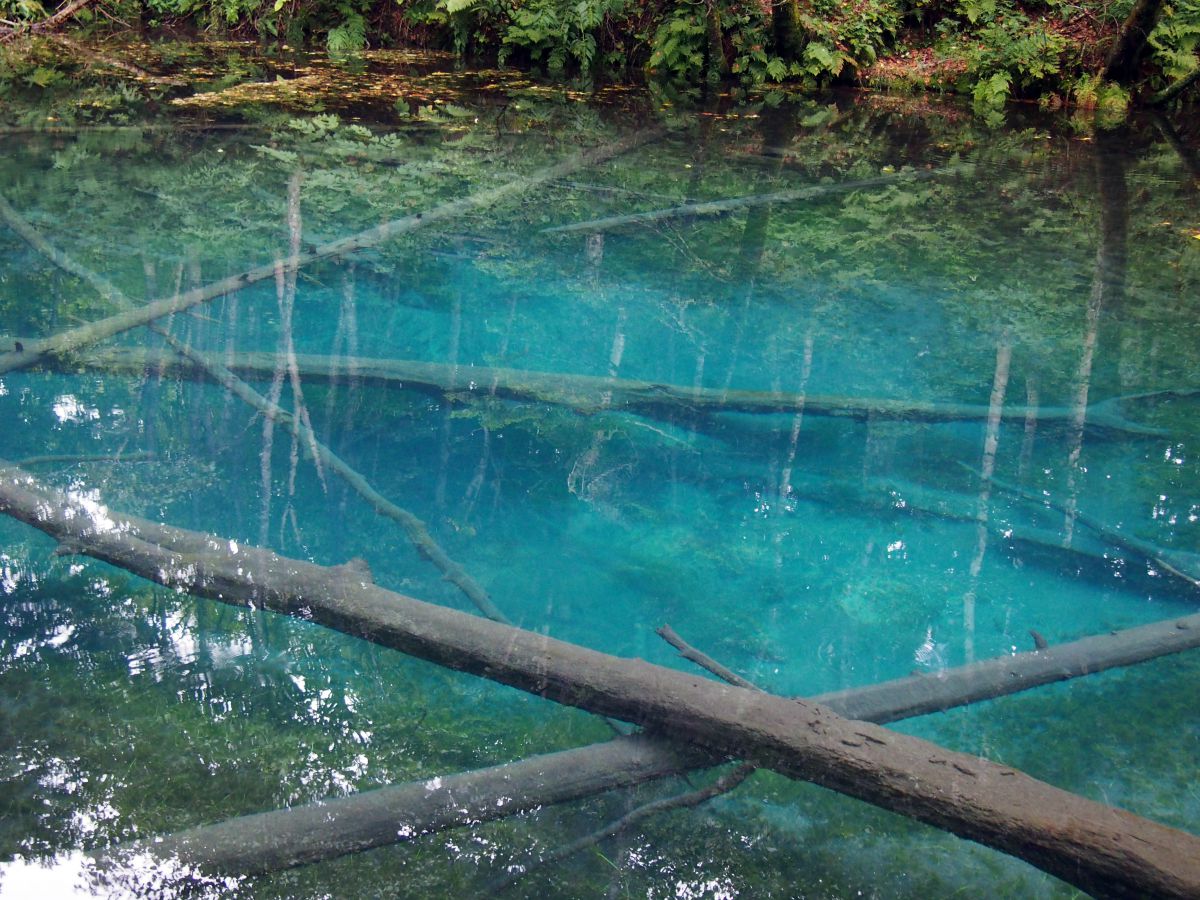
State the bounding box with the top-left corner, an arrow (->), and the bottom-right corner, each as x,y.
485,762 -> 757,895
0,190 -> 509,620
98,604 -> 1200,881
486,626 -> 764,893
0,126 -> 662,376
656,624 -> 759,690
153,328 -> 509,623
542,168 -> 954,235
2,462 -> 1199,898
101,734 -> 709,880
49,346 -> 1169,438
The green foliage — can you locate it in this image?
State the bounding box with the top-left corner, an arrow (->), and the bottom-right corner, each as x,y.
1070,73 -> 1130,113
1147,0 -> 1200,84
326,5 -> 367,55
957,12 -> 1067,103
501,0 -> 623,70
432,0 -> 625,71
835,0 -> 901,67
647,1 -> 707,78
0,0 -> 46,24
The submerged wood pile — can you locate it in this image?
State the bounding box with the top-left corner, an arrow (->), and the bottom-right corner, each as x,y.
2,460 -> 1200,898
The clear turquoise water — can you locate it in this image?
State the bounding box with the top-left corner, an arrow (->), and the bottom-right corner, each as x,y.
0,56 -> 1199,898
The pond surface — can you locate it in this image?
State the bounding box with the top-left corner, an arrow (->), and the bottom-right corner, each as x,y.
1,43 -> 1199,898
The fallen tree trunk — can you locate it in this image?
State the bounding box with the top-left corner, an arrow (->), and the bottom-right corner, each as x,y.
97,603 -> 1200,879
0,0 -> 100,42
52,346 -> 1167,437
542,168 -> 953,234
106,734 -> 710,880
975,467 -> 1200,588
0,126 -> 661,376
2,461 -> 1199,898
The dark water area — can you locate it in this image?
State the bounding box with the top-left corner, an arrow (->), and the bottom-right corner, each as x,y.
0,42 -> 1198,898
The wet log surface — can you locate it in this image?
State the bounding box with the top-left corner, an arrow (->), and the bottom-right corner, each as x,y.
2,461 -> 1199,898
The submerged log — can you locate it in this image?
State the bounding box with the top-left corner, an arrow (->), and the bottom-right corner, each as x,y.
97,603 -> 1200,879
105,734 -> 709,879
154,329 -> 510,624
0,126 -> 662,376
542,168 -> 952,235
2,461 -> 1199,898
974,467 -> 1200,588
54,346 -> 1168,437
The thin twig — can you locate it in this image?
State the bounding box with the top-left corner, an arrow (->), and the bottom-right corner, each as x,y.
656,624 -> 760,690
486,763 -> 756,895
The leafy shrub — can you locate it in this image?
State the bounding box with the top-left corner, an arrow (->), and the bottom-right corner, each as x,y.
438,0 -> 626,72
646,0 -> 708,78
1147,0 -> 1200,85
961,13 -> 1066,103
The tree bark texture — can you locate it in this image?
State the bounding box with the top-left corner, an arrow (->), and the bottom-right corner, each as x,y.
772,0 -> 809,62
1102,0 -> 1167,85
2,461 -> 1199,898
108,734 -> 708,878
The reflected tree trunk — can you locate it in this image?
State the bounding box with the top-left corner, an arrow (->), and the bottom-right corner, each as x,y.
1063,132 -> 1129,543
722,107 -> 796,397
568,306 -> 627,502
778,331 -> 815,505
963,335 -> 1012,663
462,290 -> 519,524
1018,375 -> 1038,482
259,171 -> 323,549
435,271 -> 464,510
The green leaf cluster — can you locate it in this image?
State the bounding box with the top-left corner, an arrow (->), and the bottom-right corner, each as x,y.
1148,0 -> 1200,83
